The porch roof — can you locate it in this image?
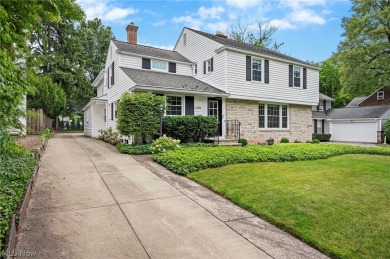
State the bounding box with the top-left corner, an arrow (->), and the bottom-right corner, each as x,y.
120,67 -> 228,96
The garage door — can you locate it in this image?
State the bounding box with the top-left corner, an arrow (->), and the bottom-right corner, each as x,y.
330,121 -> 377,143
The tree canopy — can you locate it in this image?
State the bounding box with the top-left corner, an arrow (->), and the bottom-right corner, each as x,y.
337,0 -> 390,95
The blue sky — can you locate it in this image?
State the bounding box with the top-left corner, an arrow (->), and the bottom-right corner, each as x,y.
77,0 -> 351,63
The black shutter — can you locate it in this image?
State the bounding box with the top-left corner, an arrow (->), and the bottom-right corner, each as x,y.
107,68 -> 110,88
246,56 -> 251,81
303,68 -> 307,89
323,100 -> 327,111
264,59 -> 269,84
111,103 -> 114,120
210,58 -> 213,72
168,62 -> 176,73
203,61 -> 206,74
321,120 -> 325,134
185,96 -> 194,115
316,105 -> 319,111
314,119 -> 317,134
111,61 -> 114,85
289,65 -> 293,87
142,58 -> 151,69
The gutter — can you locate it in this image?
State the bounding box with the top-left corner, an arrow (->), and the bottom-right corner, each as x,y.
215,46 -> 320,70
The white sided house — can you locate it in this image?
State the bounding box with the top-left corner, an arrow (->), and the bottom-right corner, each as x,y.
83,23 -> 320,143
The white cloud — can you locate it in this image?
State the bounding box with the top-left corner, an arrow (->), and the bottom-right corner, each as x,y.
226,0 -> 260,9
288,9 -> 326,24
269,19 -> 296,29
206,21 -> 228,32
198,6 -> 225,19
172,6 -> 225,30
77,0 -> 137,23
139,42 -> 175,50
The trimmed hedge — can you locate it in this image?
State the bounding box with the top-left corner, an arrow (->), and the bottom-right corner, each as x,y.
0,146 -> 36,249
163,116 -> 217,143
153,144 -> 390,175
312,133 -> 332,142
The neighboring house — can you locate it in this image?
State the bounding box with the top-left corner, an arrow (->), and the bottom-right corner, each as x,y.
327,86 -> 390,143
312,93 -> 333,134
83,23 -> 320,143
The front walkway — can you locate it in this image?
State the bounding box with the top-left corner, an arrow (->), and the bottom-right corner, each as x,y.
16,134 -> 268,258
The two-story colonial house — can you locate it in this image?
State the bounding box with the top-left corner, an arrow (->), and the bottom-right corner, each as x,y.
83,23 -> 320,143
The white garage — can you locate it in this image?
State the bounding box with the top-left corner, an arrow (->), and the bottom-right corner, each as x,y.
330,120 -> 378,143
328,106 -> 390,143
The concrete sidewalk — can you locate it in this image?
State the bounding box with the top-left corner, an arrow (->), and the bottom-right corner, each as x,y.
15,134 -> 268,258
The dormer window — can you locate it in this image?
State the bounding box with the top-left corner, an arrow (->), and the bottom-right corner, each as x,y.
377,91 -> 384,100
152,60 -> 167,71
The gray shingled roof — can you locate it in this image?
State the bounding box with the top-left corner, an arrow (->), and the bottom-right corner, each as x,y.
120,67 -> 227,95
312,111 -> 327,119
186,28 -> 317,67
113,41 -> 191,63
346,96 -> 367,107
319,93 -> 334,101
328,106 -> 390,119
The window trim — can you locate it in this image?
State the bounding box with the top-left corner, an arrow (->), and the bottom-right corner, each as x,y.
258,103 -> 289,130
206,59 -> 212,73
293,66 -> 302,88
377,91 -> 384,100
166,95 -> 183,116
151,59 -> 168,72
251,57 -> 263,82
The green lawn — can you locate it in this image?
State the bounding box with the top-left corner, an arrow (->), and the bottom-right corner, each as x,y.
188,154 -> 390,259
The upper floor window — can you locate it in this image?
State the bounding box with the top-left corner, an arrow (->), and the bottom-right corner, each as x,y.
166,96 -> 182,116
152,60 -> 167,71
293,66 -> 301,87
204,58 -> 213,74
193,63 -> 197,75
207,59 -> 212,73
252,58 -> 262,81
259,103 -> 288,129
377,91 -> 384,100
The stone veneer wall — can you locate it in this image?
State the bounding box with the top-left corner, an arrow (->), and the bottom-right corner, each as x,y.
226,99 -> 313,144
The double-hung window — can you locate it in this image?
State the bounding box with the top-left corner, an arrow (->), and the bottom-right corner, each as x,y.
377,91 -> 384,100
259,103 -> 289,129
166,96 -> 182,115
252,58 -> 262,81
207,59 -> 212,73
194,63 -> 198,75
152,60 -> 167,71
293,66 -> 302,87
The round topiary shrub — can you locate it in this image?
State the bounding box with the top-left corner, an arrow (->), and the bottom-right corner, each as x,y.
238,138 -> 248,146
312,139 -> 320,144
266,138 -> 274,145
280,137 -> 289,143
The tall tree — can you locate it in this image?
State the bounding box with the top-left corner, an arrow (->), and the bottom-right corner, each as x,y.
319,58 -> 342,98
337,0 -> 390,95
226,19 -> 284,50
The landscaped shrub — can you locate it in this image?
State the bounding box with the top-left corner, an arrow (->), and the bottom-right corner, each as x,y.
98,127 -> 121,146
294,139 -> 302,143
312,139 -> 321,144
40,127 -> 53,140
384,120 -> 390,143
238,138 -> 248,146
312,133 -> 332,142
153,144 -> 390,175
280,137 -> 289,143
117,143 -> 152,154
266,138 -> 274,145
163,116 -> 217,143
0,146 -> 36,249
151,135 -> 180,154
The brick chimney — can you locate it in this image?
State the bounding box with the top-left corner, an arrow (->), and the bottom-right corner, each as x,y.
216,31 -> 227,38
126,22 -> 138,44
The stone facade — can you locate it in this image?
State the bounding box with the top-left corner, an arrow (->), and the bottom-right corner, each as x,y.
226,99 -> 312,144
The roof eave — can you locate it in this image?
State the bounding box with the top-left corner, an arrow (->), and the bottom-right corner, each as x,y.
131,85 -> 229,97
216,46 -> 320,70
92,69 -> 105,87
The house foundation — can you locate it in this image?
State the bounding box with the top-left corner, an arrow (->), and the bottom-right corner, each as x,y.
226,99 -> 312,144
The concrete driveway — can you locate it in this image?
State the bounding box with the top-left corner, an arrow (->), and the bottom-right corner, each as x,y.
16,134 -> 270,258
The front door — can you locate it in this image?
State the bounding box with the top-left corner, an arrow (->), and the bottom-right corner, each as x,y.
208,98 -> 222,136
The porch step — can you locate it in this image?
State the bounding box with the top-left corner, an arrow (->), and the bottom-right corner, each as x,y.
216,139 -> 242,147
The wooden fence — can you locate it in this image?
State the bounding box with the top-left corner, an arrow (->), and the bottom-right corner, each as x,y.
27,108 -> 53,134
